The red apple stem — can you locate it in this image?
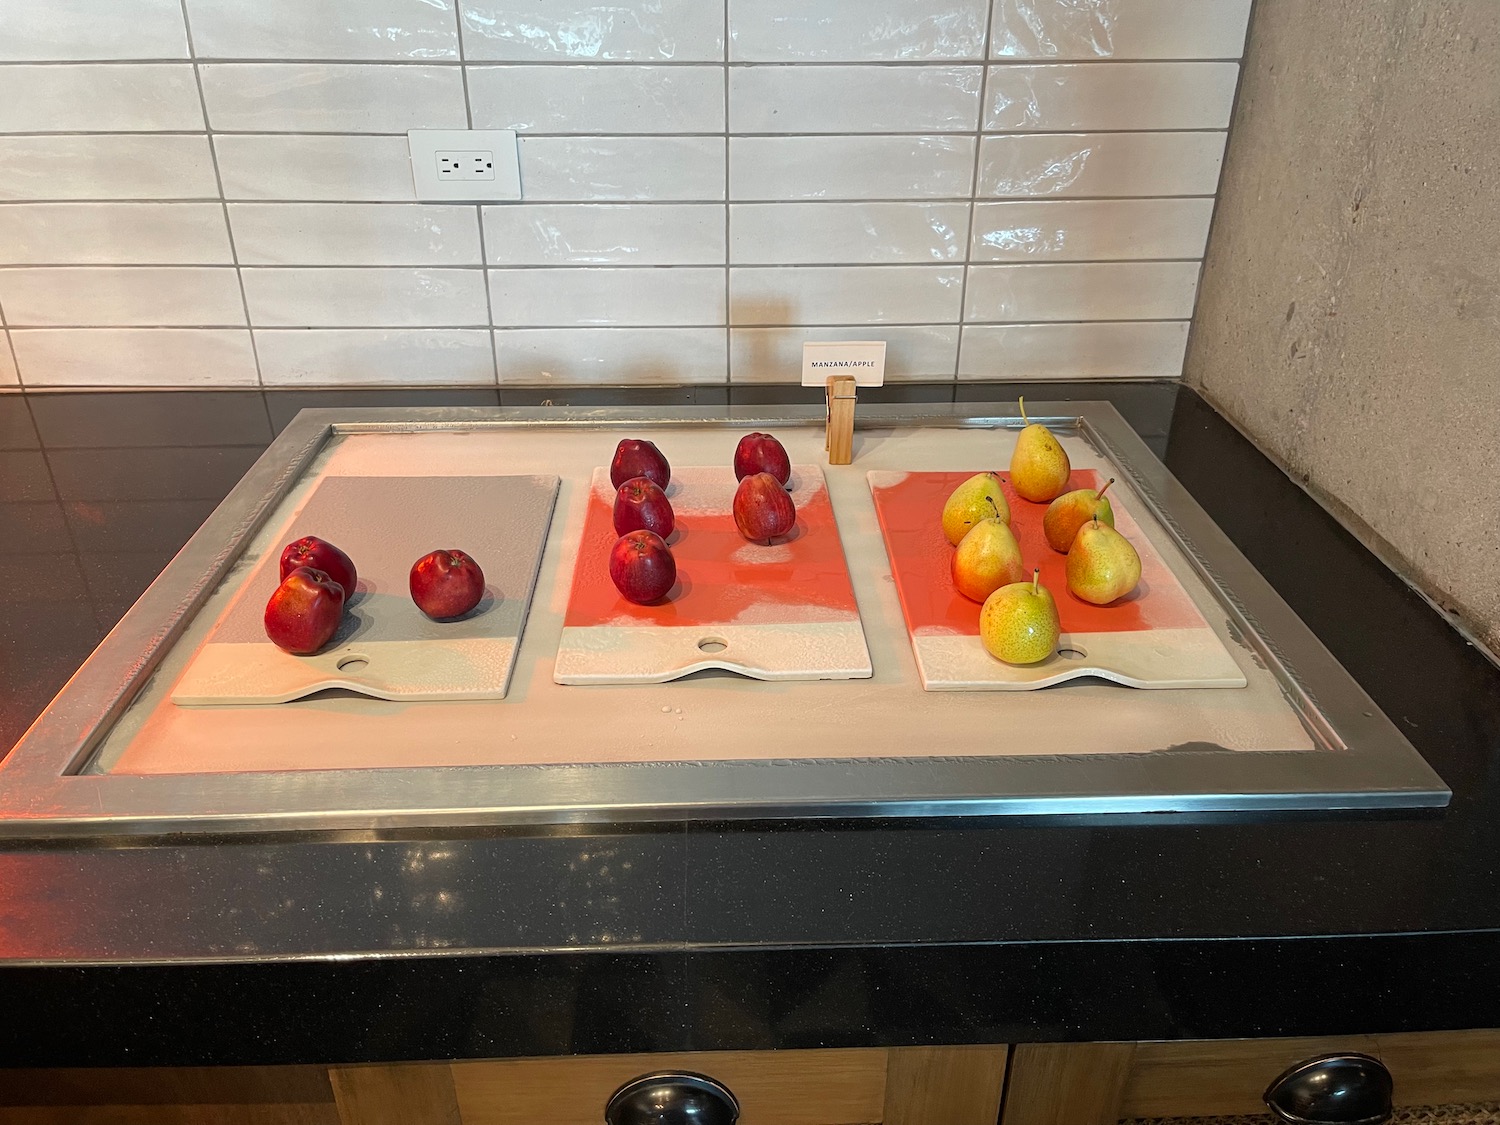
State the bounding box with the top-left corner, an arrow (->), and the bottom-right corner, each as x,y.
1096,477 -> 1115,502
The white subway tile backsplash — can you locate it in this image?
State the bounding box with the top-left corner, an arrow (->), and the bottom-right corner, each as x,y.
0,136 -> 218,201
0,0 -> 188,61
0,65 -> 203,132
730,0 -> 988,61
970,198 -> 1215,261
730,136 -> 976,200
0,268 -> 246,326
518,137 -> 725,201
730,266 -> 963,325
483,204 -> 724,265
255,329 -> 495,384
985,62 -> 1238,131
990,0 -> 1252,60
200,65 -> 467,133
0,337 -> 18,385
229,204 -> 483,266
730,202 -> 969,264
0,204 -> 234,265
468,66 -> 723,134
242,268 -> 489,327
965,262 -> 1199,321
731,325 -> 959,382
489,267 -> 724,327
494,327 -> 727,384
460,1 -> 725,61
729,66 -> 981,134
214,135 -> 415,201
978,132 -> 1226,198
10,329 -> 258,386
958,321 -> 1189,379
185,0 -> 460,61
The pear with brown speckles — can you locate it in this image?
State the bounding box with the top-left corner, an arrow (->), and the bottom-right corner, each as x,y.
1009,397 -> 1071,503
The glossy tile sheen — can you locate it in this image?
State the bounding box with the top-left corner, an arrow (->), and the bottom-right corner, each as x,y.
468,66 -> 724,134
10,329 -> 258,387
185,0 -> 460,60
730,136 -> 976,200
494,327 -> 727,384
0,204 -> 234,265
0,268 -> 248,327
0,136 -> 219,202
200,64 -> 467,133
255,328 -> 495,385
489,267 -> 724,327
518,137 -> 725,201
730,266 -> 964,325
483,203 -> 724,265
214,136 -> 416,201
958,320 -> 1189,378
229,204 -> 483,266
460,0 -> 725,61
965,261 -> 1200,321
729,66 -> 982,134
730,0 -> 989,61
730,324 -> 959,382
991,0 -> 1252,60
985,62 -> 1239,131
241,268 -> 490,327
0,65 -> 203,132
978,132 -> 1226,197
729,202 -> 969,264
0,0 -> 188,60
970,198 -> 1216,261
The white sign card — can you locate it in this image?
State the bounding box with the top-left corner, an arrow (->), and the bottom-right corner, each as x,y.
800,340 -> 887,388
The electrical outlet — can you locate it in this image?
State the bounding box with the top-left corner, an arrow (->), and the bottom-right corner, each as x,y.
408,130 -> 521,201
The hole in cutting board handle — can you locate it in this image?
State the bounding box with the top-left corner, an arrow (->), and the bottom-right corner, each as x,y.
337,655 -> 370,672
1056,647 -> 1087,660
697,637 -> 729,654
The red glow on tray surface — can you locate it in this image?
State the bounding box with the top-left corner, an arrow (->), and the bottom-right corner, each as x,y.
871,469 -> 1206,635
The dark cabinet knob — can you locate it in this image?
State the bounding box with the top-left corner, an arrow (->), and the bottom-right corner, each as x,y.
1264,1053 -> 1394,1125
605,1071 -> 740,1125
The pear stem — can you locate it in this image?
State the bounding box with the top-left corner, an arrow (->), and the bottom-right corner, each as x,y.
1018,396 -> 1030,427
985,495 -> 1000,519
1095,477 -> 1115,503
1032,568 -> 1040,596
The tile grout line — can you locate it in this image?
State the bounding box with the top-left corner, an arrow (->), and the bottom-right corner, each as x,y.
954,0 -> 1001,384
0,57 -> 1249,67
0,127 -> 1235,138
452,0 -> 502,387
722,0 -> 731,386
0,318 -> 1193,330
0,193 -> 1224,208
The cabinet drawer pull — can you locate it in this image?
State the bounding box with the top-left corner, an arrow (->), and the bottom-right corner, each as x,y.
1264,1053 -> 1394,1125
605,1071 -> 740,1125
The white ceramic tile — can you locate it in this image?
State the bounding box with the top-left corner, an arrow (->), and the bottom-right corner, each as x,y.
468,66 -> 723,134
0,136 -> 218,201
990,0 -> 1252,60
230,204 -> 482,266
730,66 -> 981,133
730,0 -> 988,61
0,204 -> 234,265
215,136 -> 415,201
970,198 -> 1216,261
186,0 -> 459,60
958,321 -> 1189,379
483,203 -> 724,265
0,0 -> 188,60
985,62 -> 1238,131
488,267 -> 723,327
493,327 -> 726,384
255,328 -> 495,384
730,266 -> 963,325
200,64 -> 466,133
965,262 -> 1200,321
0,268 -> 246,326
460,1 -> 724,61
731,325 -> 958,382
730,203 -> 969,264
730,137 -> 976,200
10,329 -> 258,386
242,268 -> 489,327
0,336 -> 18,385
0,65 -> 202,132
518,137 -> 725,201
977,132 -> 1225,198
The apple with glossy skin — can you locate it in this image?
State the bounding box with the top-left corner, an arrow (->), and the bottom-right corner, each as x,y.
614,476 -> 675,539
279,535 -> 357,599
409,549 -> 486,619
609,438 -> 671,490
733,471 -> 797,544
733,432 -> 791,486
264,566 -> 345,655
609,529 -> 677,604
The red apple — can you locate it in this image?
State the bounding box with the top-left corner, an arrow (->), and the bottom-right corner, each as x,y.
609,529 -> 676,604
279,535 -> 357,599
614,476 -> 675,539
264,566 -> 345,655
733,432 -> 791,486
733,472 -> 797,544
409,549 -> 486,619
609,438 -> 671,490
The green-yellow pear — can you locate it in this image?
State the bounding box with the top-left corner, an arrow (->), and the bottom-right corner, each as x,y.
1009,397 -> 1071,503
1066,515 -> 1141,605
979,569 -> 1060,665
941,471 -> 1010,546
951,517 -> 1025,603
1042,477 -> 1115,553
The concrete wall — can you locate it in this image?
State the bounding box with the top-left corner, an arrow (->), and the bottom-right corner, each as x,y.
1186,0 -> 1500,652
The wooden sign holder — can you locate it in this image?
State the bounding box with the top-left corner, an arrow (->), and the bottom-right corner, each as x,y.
825,375 -> 856,465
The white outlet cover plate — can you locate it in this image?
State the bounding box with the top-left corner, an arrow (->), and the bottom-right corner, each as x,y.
408,129 -> 522,201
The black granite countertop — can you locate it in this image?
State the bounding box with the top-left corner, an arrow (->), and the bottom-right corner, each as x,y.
2,382 -> 1499,1068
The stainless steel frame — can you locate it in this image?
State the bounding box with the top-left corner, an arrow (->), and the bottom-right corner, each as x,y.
0,402 -> 1450,836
